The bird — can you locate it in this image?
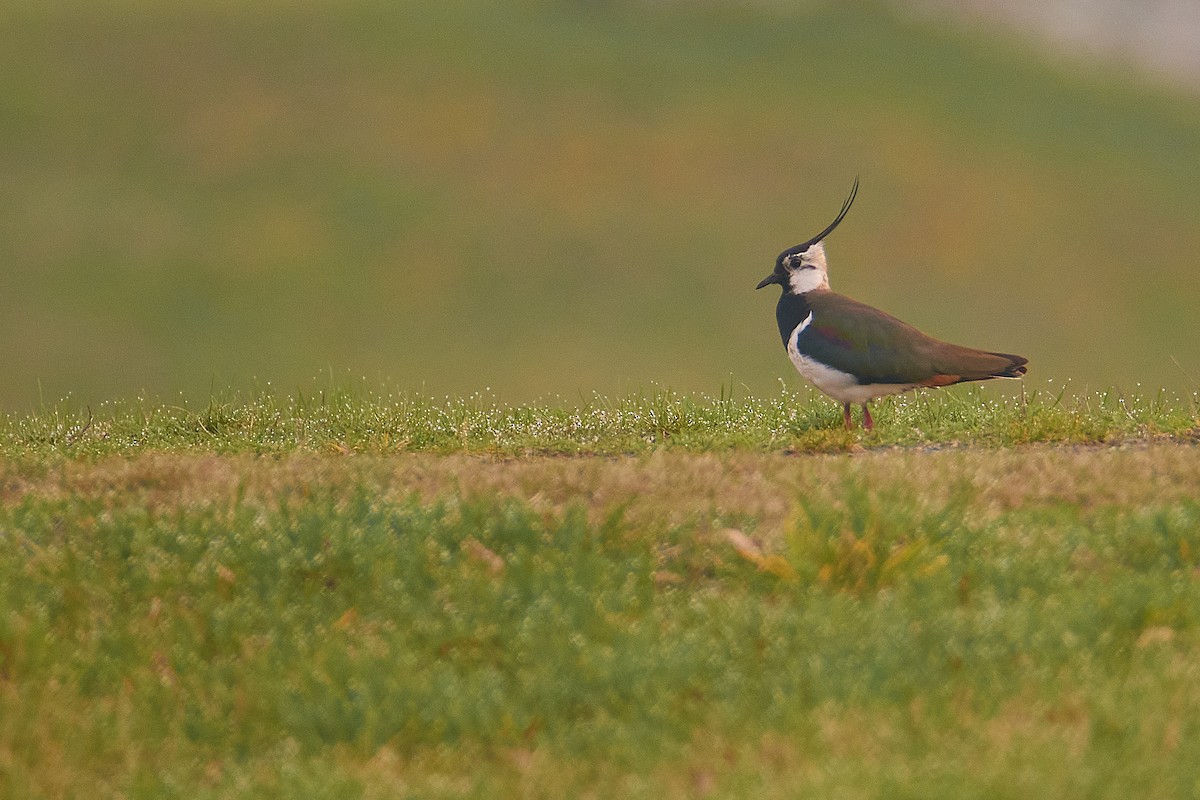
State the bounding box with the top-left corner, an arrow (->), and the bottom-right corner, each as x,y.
756,179 -> 1028,431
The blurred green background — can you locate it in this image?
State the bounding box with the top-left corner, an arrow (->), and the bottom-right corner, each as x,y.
2,0 -> 1199,411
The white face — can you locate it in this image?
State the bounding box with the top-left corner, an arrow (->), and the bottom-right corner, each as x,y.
784,242 -> 830,294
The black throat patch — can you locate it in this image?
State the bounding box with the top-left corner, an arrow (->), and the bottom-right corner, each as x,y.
774,291 -> 812,348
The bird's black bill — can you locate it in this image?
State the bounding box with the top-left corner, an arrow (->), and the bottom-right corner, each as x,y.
756,274 -> 781,289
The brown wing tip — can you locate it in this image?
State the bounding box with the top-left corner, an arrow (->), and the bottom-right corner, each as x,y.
1005,364 -> 1029,378
998,355 -> 1027,376
989,352 -> 1028,379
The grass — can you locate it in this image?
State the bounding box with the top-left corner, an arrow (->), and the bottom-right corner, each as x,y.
2,418 -> 1200,797
2,382 -> 1198,459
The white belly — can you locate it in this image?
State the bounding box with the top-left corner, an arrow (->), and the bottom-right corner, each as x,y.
786,314 -> 917,404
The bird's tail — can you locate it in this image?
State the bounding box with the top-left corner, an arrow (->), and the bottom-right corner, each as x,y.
986,352 -> 1028,378
925,349 -> 1028,387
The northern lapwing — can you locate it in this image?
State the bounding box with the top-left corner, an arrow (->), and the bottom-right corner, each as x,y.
756,179 -> 1028,430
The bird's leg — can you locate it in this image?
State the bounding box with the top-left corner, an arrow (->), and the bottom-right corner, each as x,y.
842,402 -> 854,430
861,403 -> 874,431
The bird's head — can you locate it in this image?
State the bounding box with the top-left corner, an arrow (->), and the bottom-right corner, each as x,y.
756,178 -> 858,295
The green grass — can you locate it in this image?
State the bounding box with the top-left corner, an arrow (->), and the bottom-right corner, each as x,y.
2,382 -> 1197,459
3,434 -> 1200,798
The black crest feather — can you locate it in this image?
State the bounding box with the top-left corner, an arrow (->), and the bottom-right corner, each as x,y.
778,177 -> 859,260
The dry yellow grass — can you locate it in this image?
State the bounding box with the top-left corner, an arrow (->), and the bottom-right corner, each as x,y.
6,442 -> 1197,535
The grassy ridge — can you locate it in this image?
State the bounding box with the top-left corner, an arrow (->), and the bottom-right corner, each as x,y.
3,383 -> 1197,459
3,445 -> 1200,797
